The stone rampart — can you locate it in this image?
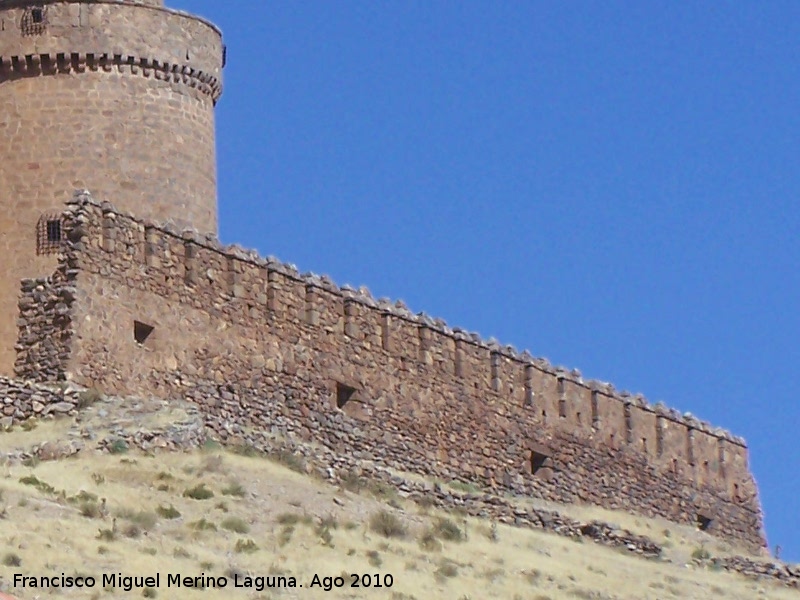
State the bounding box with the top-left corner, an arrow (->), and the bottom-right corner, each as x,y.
0,375 -> 79,426
14,193 -> 767,551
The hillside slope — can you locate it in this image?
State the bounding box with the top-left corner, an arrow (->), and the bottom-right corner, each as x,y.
0,405 -> 797,600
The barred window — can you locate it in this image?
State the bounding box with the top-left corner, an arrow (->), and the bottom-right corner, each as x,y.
37,214 -> 64,255
21,6 -> 47,36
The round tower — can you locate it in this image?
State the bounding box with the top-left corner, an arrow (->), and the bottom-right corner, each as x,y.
0,0 -> 224,374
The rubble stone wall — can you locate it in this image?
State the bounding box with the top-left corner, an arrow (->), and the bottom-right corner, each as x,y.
0,375 -> 79,427
16,195 -> 767,552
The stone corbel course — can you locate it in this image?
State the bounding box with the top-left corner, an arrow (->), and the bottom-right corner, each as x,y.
0,52 -> 222,102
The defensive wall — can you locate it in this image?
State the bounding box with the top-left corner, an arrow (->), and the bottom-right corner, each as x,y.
0,0 -> 223,375
14,193 -> 767,552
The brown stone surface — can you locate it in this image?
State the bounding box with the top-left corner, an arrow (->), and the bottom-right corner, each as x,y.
11,194 -> 767,553
0,0 -> 770,563
0,0 -> 223,375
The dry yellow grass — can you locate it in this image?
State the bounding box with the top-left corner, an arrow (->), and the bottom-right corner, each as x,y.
0,442 -> 796,600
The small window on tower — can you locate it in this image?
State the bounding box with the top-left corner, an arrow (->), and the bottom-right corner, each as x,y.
36,214 -> 64,255
22,6 -> 47,35
47,219 -> 61,242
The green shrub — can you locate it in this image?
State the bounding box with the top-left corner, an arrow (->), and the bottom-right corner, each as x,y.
221,482 -> 246,497
118,509 -> 158,530
692,547 -> 711,561
183,484 -> 214,500
366,550 -> 382,567
157,504 -> 181,519
108,439 -> 128,455
276,512 -> 312,526
419,529 -> 443,552
269,450 -> 305,473
434,518 -> 464,542
3,552 -> 21,567
369,510 -> 407,539
79,501 -> 101,519
435,559 -> 459,581
221,517 -> 250,534
19,475 -> 56,495
190,518 -> 217,531
234,539 -> 258,554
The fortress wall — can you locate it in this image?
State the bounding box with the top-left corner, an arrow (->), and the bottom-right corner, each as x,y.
0,375 -> 81,426
15,271 -> 76,382
27,196 -> 765,551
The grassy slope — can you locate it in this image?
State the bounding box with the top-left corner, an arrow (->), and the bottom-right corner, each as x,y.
0,424 -> 797,600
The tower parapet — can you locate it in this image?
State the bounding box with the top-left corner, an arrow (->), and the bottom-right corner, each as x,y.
0,0 -> 224,374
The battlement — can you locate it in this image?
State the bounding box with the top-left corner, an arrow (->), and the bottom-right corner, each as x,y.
12,192 -> 766,551
63,193 -> 745,446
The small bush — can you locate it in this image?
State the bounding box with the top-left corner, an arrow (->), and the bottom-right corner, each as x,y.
230,444 -> 263,458
3,552 -> 22,567
434,518 -> 464,542
316,518 -> 337,547
234,539 -> 258,554
79,501 -> 101,519
221,482 -> 246,497
419,529 -> 443,552
118,509 -> 158,530
108,439 -> 129,455
157,504 -> 181,519
278,526 -> 294,547
270,450 -> 305,473
69,490 -> 99,504
692,547 -> 711,561
276,512 -> 312,526
22,456 -> 40,468
190,518 -> 217,531
200,454 -> 224,474
19,475 -> 56,495
435,560 -> 459,581
340,470 -> 365,492
449,480 -> 480,494
78,388 -> 104,409
201,439 -> 222,452
369,510 -> 407,539
183,484 -> 214,500
143,587 -> 157,598
366,550 -> 382,567
222,517 -> 250,534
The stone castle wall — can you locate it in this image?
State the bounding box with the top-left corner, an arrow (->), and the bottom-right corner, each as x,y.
0,0 -> 223,375
13,194 -> 766,552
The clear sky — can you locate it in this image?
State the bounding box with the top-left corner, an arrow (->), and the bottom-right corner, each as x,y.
180,0 -> 799,561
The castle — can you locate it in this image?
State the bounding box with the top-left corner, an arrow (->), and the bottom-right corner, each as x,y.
0,0 -> 767,553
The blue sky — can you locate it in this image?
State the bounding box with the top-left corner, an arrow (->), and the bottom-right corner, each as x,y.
180,1 -> 799,561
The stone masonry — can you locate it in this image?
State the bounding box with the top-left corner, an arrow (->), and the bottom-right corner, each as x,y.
0,0 -> 224,374
0,0 -> 769,561
11,194 -> 767,553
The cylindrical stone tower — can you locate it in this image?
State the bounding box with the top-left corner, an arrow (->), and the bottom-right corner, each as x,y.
0,0 -> 224,374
